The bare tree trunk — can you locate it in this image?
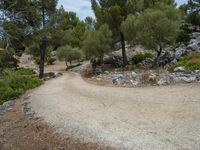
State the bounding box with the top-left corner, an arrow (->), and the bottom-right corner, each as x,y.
39,7 -> 46,78
120,31 -> 128,66
39,37 -> 46,78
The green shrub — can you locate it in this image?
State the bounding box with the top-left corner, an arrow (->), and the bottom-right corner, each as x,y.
176,30 -> 190,45
47,57 -> 56,65
35,57 -> 41,65
0,69 -> 43,105
0,50 -> 18,70
132,53 -> 154,64
172,52 -> 200,72
66,65 -> 76,71
15,68 -> 36,75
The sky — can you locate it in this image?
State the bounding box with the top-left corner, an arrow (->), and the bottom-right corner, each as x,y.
58,0 -> 188,20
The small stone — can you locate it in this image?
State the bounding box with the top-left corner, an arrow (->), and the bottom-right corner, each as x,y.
157,79 -> 168,86
131,72 -> 137,78
174,67 -> 185,72
104,71 -> 109,74
130,80 -> 139,86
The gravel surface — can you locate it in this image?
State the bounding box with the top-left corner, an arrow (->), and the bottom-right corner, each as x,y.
29,72 -> 200,150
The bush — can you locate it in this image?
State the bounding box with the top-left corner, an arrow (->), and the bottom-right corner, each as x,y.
47,57 -> 56,65
35,57 -> 41,65
176,30 -> 190,45
132,53 -> 154,64
0,69 -> 43,105
0,50 -> 18,70
172,52 -> 200,72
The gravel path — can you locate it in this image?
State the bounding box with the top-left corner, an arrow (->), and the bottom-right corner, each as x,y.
29,72 -> 200,150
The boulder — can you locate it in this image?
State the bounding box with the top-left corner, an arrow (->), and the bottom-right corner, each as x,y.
131,72 -> 137,78
94,66 -> 102,75
174,66 -> 185,72
104,71 -> 109,74
130,80 -> 140,86
157,79 -> 168,86
112,78 -> 127,85
153,52 -> 174,68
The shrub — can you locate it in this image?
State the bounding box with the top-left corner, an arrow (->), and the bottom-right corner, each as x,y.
0,69 -> 43,105
0,50 -> 18,70
15,68 -> 36,75
57,45 -> 83,66
176,30 -> 190,45
35,57 -> 41,65
47,57 -> 56,65
66,65 -> 76,71
132,53 -> 154,64
172,52 -> 200,72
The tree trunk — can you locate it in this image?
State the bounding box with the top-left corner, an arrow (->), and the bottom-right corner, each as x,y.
39,37 -> 46,78
39,7 -> 46,79
120,32 -> 128,66
156,46 -> 162,58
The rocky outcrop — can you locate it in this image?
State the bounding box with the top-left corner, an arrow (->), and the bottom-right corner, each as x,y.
92,69 -> 200,87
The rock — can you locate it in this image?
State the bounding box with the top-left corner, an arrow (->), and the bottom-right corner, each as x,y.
112,73 -> 124,79
170,59 -> 178,65
139,58 -> 154,68
130,80 -> 139,86
50,51 -> 57,57
157,79 -> 168,86
54,72 -> 63,77
131,72 -> 137,78
175,46 -> 188,60
94,66 -> 102,75
174,66 -> 185,72
0,100 -> 16,114
187,43 -> 200,51
104,71 -> 109,74
153,52 -> 174,67
112,78 -> 127,85
114,42 -> 122,50
180,76 -> 196,83
149,73 -> 157,80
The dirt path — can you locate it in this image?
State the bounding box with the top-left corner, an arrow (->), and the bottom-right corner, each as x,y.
28,72 -> 200,150
0,93 -> 114,150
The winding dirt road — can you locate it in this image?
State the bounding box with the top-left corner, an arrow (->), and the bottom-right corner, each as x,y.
29,73 -> 200,150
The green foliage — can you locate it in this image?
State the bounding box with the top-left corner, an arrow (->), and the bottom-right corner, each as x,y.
90,57 -> 101,68
35,57 -> 41,65
57,45 -> 82,66
0,50 -> 18,71
172,52 -> 200,72
26,44 -> 40,57
186,12 -> 200,28
0,69 -> 43,105
176,30 -> 191,45
15,68 -> 36,76
65,65 -> 77,71
67,22 -> 86,48
122,3 -> 181,57
121,14 -> 138,45
132,53 -> 154,64
84,16 -> 95,30
47,57 -> 56,65
82,24 -> 112,64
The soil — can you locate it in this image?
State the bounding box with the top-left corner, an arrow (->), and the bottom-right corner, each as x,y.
0,93 -> 114,150
28,72 -> 200,150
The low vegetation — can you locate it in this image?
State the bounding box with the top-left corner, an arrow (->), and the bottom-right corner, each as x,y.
57,46 -> 82,66
0,50 -> 18,72
132,53 -> 154,65
172,52 -> 200,72
0,68 -> 43,105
